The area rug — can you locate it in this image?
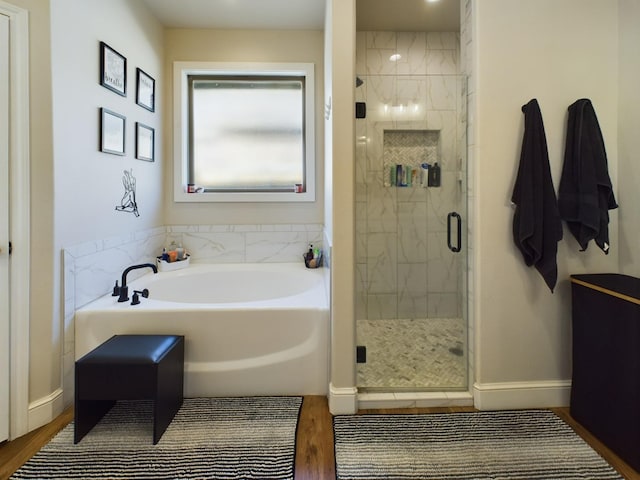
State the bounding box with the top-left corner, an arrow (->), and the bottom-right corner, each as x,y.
12,396 -> 302,480
333,409 -> 623,479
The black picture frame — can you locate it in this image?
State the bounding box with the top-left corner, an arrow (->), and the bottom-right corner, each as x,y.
100,108 -> 126,155
135,122 -> 154,162
136,68 -> 155,112
100,41 -> 126,96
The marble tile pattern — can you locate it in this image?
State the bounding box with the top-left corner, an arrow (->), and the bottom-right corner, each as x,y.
355,31 -> 465,321
357,317 -> 467,390
461,0 -> 476,390
62,223 -> 323,405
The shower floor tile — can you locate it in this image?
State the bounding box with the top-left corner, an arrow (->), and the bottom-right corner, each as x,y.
357,317 -> 466,390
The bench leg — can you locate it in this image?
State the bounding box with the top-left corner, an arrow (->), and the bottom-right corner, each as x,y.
152,339 -> 184,444
74,399 -> 115,444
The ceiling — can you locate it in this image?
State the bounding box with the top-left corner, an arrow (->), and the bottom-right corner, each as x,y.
357,0 -> 459,32
140,0 -> 460,32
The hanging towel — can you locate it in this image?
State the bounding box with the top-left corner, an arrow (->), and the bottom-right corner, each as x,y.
558,98 -> 618,253
511,99 -> 563,292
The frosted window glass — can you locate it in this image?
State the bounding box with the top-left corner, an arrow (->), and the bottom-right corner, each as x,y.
190,78 -> 304,191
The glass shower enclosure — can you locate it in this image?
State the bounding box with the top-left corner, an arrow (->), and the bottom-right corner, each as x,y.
355,30 -> 468,391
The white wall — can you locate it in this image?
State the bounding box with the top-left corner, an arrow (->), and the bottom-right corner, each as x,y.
162,28 -> 324,226
6,0 -> 54,428
48,0 -> 164,410
618,0 -> 640,276
473,0 -> 620,408
325,0 -> 357,414
51,0 -> 164,242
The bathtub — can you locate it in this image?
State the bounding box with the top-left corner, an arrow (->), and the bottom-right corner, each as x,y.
74,263 -> 330,397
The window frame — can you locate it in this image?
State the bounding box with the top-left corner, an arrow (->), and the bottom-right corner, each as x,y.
173,61 -> 316,203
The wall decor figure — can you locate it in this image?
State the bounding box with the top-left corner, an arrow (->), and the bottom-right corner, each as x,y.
115,169 -> 139,217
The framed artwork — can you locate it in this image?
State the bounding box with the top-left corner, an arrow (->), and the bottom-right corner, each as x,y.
100,41 -> 126,96
100,108 -> 126,155
136,68 -> 155,112
135,122 -> 154,162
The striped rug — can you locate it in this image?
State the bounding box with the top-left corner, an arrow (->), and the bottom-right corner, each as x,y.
12,396 -> 302,480
334,409 -> 623,479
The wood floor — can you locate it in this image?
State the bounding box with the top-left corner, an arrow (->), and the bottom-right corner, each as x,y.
1,396 -> 637,480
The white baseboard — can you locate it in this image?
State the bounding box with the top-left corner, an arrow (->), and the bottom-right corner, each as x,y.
329,383 -> 358,414
473,380 -> 571,410
359,391 -> 474,410
28,388 -> 64,432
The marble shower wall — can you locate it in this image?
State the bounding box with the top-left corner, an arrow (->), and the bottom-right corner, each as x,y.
355,30 -> 466,321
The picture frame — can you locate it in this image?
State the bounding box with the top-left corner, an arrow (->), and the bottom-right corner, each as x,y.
100,108 -> 126,155
100,41 -> 126,96
136,68 -> 155,112
135,122 -> 154,162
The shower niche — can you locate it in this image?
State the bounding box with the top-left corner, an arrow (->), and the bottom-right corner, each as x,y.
355,30 -> 467,392
383,129 -> 440,188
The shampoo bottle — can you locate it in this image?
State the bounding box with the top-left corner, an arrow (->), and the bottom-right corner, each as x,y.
427,162 -> 441,187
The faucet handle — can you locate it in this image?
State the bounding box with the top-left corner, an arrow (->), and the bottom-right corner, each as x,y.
134,288 -> 149,299
131,291 -> 141,305
112,281 -> 120,296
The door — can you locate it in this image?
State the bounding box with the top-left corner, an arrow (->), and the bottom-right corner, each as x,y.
0,12 -> 10,443
354,71 -> 468,391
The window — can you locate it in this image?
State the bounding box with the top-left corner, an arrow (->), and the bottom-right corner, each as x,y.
174,62 -> 315,202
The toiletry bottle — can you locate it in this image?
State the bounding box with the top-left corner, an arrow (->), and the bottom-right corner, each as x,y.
168,241 -> 178,262
428,162 -> 441,187
176,243 -> 185,261
421,163 -> 431,188
161,248 -> 169,262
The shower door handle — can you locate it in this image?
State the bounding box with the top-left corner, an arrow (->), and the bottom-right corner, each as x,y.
447,212 -> 462,253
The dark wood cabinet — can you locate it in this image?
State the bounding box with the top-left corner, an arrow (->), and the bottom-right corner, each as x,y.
570,273 -> 640,473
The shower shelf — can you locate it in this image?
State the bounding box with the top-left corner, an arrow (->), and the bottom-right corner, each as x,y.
382,129 -> 440,188
386,164 -> 426,188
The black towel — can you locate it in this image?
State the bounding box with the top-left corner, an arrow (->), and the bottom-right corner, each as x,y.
558,98 -> 618,253
512,99 -> 563,292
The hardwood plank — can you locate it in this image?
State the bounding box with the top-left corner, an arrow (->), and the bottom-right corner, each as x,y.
1,399 -> 637,480
295,395 -> 336,480
553,407 -> 639,480
0,406 -> 73,480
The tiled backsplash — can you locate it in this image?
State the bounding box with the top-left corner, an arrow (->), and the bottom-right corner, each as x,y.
165,224 -> 323,265
65,223 -> 323,311
62,223 -> 324,405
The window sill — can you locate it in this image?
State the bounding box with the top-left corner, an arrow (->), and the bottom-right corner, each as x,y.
174,190 -> 315,203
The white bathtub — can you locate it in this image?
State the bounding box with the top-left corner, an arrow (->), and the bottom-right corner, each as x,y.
75,263 -> 330,397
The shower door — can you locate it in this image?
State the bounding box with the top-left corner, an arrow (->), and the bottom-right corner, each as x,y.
0,13 -> 9,441
354,31 -> 468,391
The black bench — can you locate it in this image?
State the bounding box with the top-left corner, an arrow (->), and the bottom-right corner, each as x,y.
74,334 -> 184,444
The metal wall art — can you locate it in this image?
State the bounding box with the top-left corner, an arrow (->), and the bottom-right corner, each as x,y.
115,169 -> 139,217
